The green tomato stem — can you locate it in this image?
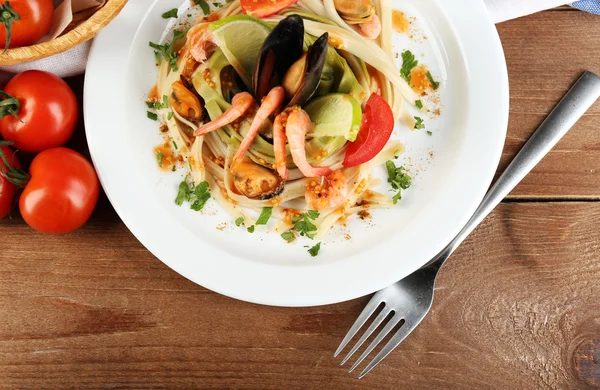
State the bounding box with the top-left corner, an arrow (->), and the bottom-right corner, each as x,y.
0,2 -> 20,53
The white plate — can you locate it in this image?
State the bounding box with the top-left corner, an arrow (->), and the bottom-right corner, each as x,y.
84,0 -> 508,306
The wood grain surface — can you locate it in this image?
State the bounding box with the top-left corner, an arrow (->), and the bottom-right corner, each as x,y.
1,8 -> 600,390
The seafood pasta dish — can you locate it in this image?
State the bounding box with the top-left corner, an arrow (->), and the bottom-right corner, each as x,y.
148,0 -> 438,256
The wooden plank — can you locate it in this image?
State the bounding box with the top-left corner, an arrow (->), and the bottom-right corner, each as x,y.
497,11 -> 600,199
1,202 -> 599,389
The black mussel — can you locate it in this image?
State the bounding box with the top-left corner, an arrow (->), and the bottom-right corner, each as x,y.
284,33 -> 329,108
253,15 -> 304,101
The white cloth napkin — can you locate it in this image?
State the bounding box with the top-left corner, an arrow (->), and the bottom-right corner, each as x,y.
0,1 -> 586,78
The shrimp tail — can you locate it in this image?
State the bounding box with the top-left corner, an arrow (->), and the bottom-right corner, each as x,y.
273,112 -> 289,180
194,92 -> 254,136
234,87 -> 285,162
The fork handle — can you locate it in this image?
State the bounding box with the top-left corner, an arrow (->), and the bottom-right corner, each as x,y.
432,71 -> 600,269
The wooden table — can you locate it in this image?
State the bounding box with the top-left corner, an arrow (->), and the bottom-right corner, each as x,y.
1,8 -> 600,389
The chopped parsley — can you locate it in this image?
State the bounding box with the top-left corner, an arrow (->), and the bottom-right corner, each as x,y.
386,161 -> 412,205
147,95 -> 169,110
147,111 -> 158,121
281,231 -> 296,243
235,216 -> 245,227
149,29 -> 187,72
193,0 -> 210,14
172,165 -> 177,172
247,225 -> 255,233
291,210 -> 320,239
156,152 -> 164,167
427,71 -> 440,90
427,131 -> 433,136
415,100 -> 423,110
256,207 -> 273,225
308,242 -> 322,257
173,141 -> 178,150
400,50 -> 418,83
414,116 -> 425,130
175,179 -> 211,211
168,111 -> 174,120
162,8 -> 178,19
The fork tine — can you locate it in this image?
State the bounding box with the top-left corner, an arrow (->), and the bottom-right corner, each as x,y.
333,292 -> 385,357
339,307 -> 393,365
347,313 -> 403,373
357,320 -> 418,379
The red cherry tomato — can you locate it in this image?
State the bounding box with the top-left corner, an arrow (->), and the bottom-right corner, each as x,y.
0,144 -> 22,218
343,93 -> 395,167
240,0 -> 298,18
0,70 -> 78,153
0,0 -> 53,49
19,148 -> 100,234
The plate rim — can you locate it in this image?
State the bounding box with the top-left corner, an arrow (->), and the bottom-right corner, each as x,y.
84,0 -> 509,307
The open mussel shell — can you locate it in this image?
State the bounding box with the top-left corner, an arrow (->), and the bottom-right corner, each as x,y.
334,0 -> 375,18
287,33 -> 329,108
231,159 -> 285,200
253,15 -> 304,102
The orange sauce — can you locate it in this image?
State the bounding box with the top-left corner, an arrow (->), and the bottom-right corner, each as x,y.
409,65 -> 433,95
392,10 -> 410,34
205,13 -> 220,22
154,142 -> 177,171
148,85 -> 159,102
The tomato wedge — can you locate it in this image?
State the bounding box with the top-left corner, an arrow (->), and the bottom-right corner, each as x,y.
343,93 -> 395,167
240,0 -> 298,18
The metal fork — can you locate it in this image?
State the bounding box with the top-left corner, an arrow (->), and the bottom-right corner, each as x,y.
334,71 -> 600,378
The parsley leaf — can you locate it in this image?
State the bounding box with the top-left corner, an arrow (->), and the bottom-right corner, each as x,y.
190,182 -> 211,211
193,0 -> 210,14
235,217 -> 245,227
400,50 -> 418,83
175,181 -> 190,206
392,191 -> 402,205
174,179 -> 211,211
162,8 -> 178,19
427,71 -> 440,90
247,225 -> 255,233
149,29 -> 187,72
386,160 -> 412,205
292,211 -> 319,239
147,111 -> 158,121
415,100 -> 423,110
414,116 -> 425,130
256,207 -> 273,225
308,242 -> 322,257
281,231 -> 296,243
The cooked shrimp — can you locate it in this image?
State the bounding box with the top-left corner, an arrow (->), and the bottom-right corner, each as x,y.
234,87 -> 285,162
358,14 -> 382,40
273,110 -> 290,180
194,92 -> 254,136
286,108 -> 332,178
187,23 -> 218,63
305,170 -> 348,210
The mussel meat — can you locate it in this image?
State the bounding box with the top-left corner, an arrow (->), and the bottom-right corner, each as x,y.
231,158 -> 284,200
253,15 -> 304,102
284,33 -> 328,107
170,79 -> 204,121
334,0 -> 376,25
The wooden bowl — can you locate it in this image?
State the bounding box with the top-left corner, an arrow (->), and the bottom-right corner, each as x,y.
0,0 -> 128,66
